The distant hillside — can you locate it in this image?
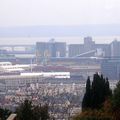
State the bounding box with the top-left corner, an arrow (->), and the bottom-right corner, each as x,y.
0,24 -> 120,37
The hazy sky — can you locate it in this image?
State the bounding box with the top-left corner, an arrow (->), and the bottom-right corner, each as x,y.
0,0 -> 120,27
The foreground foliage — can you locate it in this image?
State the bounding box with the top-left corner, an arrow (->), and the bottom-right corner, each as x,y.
74,73 -> 114,120
16,99 -> 49,120
73,99 -> 113,120
82,73 -> 112,110
0,108 -> 11,120
111,81 -> 120,120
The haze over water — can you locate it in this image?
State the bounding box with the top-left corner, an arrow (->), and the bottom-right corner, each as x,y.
0,36 -> 120,45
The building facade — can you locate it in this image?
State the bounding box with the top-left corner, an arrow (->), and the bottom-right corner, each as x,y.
110,40 -> 120,57
68,44 -> 84,57
36,40 -> 66,64
68,37 -> 113,57
101,58 -> 120,80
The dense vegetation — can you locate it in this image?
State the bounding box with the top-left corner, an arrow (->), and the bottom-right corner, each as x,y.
0,108 -> 11,120
82,73 -> 112,110
0,99 -> 49,120
16,99 -> 49,120
74,73 -> 120,120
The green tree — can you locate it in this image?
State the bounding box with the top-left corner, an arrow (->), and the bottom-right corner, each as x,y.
82,76 -> 91,110
17,100 -> 33,120
105,78 -> 112,97
82,73 -> 112,110
33,104 -> 49,120
0,108 -> 11,120
91,73 -> 112,109
16,99 -> 49,120
75,74 -> 114,120
112,81 -> 120,120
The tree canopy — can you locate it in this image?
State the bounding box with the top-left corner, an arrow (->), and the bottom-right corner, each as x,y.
16,99 -> 49,120
82,73 -> 112,110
